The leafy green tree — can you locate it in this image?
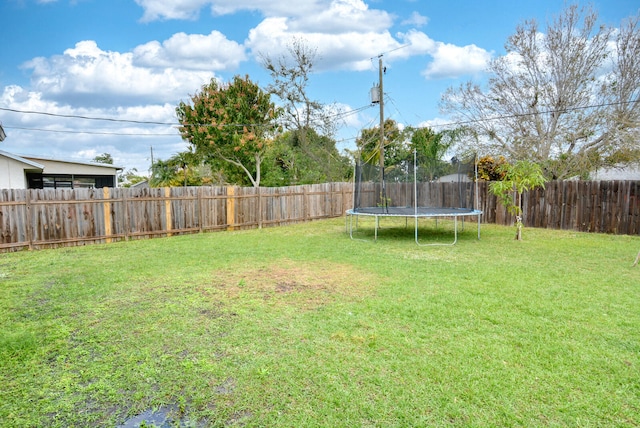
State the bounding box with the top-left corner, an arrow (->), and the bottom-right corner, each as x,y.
92,153 -> 113,165
260,38 -> 348,186
490,160 -> 546,240
477,155 -> 509,181
169,151 -> 200,187
408,127 -> 456,181
441,5 -> 640,179
176,75 -> 279,187
356,119 -> 408,167
118,168 -> 147,188
261,128 -> 351,186
149,151 -> 219,188
150,159 -> 179,187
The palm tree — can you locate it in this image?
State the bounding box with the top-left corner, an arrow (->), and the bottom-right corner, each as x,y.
149,159 -> 178,187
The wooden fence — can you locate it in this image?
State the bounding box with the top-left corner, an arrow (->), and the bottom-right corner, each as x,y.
1,180 -> 639,252
493,180 -> 640,235
0,183 -> 351,252
332,179 -> 640,236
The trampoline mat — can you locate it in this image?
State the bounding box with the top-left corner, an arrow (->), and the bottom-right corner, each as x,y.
348,206 -> 480,217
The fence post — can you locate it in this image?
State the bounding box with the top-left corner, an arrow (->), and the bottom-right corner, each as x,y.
26,190 -> 33,250
198,187 -> 203,233
164,187 -> 172,236
227,186 -> 235,230
303,186 -> 309,220
341,183 -> 346,215
122,189 -> 130,241
103,187 -> 112,243
257,186 -> 263,229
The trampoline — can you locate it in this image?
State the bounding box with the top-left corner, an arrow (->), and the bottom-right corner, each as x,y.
346,150 -> 483,246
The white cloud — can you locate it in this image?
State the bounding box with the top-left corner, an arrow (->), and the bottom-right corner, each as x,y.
135,0 -> 391,32
401,11 -> 428,27
288,0 -> 393,34
0,85 -> 184,172
396,30 -> 437,57
22,40 -> 216,107
246,17 -> 403,72
133,31 -> 246,71
422,42 -> 492,79
133,0 -> 486,81
134,0 -> 321,22
135,0 -> 211,21
390,30 -> 491,79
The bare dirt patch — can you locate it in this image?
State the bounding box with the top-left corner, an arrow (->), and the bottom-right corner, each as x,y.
211,259 -> 377,309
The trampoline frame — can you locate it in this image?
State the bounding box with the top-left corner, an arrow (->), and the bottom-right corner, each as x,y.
346,150 -> 483,246
345,206 -> 482,246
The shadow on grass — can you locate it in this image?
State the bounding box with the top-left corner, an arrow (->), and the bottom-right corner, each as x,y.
347,217 -> 481,245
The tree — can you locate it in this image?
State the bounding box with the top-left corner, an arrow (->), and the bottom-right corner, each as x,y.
118,168 -> 147,188
176,75 -> 279,187
261,38 -> 336,137
489,160 -> 546,240
170,151 -> 200,187
356,119 -> 408,167
261,128 -> 351,186
356,123 -> 470,182
409,127 -> 458,181
150,158 -> 179,187
92,153 -> 113,165
477,155 -> 509,181
261,38 -> 349,185
440,5 -> 640,179
149,152 -> 218,187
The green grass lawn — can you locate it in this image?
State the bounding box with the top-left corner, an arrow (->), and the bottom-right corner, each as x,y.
1,218 -> 639,427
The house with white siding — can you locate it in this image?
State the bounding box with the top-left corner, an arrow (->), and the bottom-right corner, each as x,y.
0,150 -> 122,190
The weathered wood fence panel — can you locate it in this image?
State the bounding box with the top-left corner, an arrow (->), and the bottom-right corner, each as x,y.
477,180 -> 640,234
0,183 -> 353,252
356,180 -> 640,235
2,180 -> 640,252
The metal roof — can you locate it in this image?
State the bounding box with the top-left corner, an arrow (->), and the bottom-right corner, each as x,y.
0,150 -> 45,170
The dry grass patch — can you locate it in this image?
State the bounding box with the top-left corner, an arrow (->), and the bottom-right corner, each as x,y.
210,258 -> 376,308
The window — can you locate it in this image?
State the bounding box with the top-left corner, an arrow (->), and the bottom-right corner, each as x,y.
26,173 -> 115,189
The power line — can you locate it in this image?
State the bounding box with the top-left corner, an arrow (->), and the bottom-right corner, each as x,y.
4,98 -> 634,138
0,104 -> 375,128
5,125 -> 179,136
0,107 -> 177,125
326,104 -> 375,120
370,44 -> 411,61
426,99 -> 639,130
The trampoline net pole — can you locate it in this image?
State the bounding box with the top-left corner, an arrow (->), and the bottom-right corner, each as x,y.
353,161 -> 362,212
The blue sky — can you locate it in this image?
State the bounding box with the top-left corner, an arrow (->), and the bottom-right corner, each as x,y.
1,0 -> 638,174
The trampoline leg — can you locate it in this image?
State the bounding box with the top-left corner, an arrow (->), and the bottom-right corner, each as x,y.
416,216 -> 459,247
375,215 -> 379,241
477,214 -> 481,240
453,216 -> 458,245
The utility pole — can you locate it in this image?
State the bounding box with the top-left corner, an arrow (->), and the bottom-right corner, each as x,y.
378,55 -> 387,210
150,146 -> 154,176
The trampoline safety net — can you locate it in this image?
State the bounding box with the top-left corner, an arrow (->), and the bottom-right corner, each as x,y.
352,152 -> 478,214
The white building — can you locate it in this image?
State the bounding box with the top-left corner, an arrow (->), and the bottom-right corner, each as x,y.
0,150 -> 122,190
